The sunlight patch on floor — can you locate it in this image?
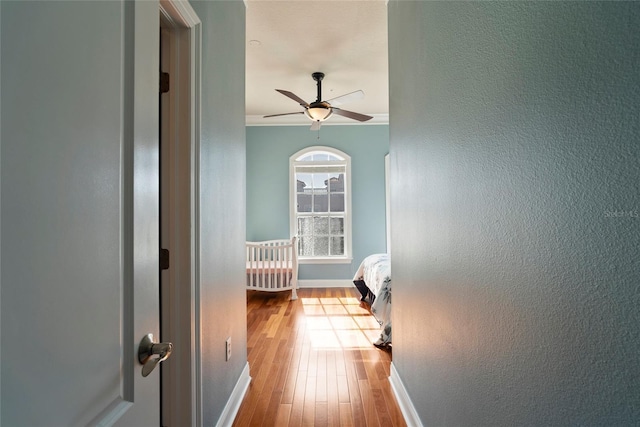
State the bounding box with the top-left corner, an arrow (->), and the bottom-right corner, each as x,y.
301,297 -> 381,349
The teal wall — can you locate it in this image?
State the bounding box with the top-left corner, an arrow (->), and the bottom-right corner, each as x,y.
246,125 -> 389,280
389,1 -> 640,425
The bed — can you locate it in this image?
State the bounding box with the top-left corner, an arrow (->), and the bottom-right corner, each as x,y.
246,237 -> 299,300
353,253 -> 391,347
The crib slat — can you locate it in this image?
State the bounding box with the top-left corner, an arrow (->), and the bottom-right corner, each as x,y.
246,237 -> 298,300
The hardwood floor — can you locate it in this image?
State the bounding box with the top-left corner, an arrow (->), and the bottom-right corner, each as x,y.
233,287 -> 406,427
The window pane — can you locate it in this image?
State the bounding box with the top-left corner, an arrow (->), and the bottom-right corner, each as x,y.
296,151 -> 344,161
314,237 -> 329,256
296,173 -> 312,189
329,193 -> 344,212
296,173 -> 313,213
330,237 -> 344,255
297,193 -> 312,212
330,217 -> 344,234
299,236 -> 313,256
298,217 -> 312,236
327,174 -> 344,192
314,173 -> 329,189
313,193 -> 328,213
314,216 -> 329,235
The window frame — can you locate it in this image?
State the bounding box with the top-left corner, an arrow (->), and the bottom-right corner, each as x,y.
290,146 -> 353,264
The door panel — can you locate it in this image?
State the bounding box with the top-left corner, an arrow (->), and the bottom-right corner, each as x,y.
1,1 -> 161,425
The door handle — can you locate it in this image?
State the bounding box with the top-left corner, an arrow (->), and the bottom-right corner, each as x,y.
138,334 -> 173,377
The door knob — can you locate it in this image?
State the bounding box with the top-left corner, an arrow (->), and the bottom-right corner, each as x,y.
138,334 -> 173,377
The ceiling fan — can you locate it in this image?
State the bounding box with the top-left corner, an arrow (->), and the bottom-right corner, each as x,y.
264,72 -> 373,130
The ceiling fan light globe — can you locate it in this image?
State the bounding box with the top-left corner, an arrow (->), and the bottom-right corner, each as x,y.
305,107 -> 332,122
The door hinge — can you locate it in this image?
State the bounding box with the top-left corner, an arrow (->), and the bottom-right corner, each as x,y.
160,72 -> 170,94
160,248 -> 170,270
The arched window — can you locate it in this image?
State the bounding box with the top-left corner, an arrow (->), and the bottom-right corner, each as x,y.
290,147 -> 352,263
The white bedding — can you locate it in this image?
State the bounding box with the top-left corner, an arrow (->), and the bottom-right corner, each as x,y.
353,253 -> 391,346
354,253 -> 390,298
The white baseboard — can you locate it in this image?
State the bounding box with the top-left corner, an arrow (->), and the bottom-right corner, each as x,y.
389,362 -> 424,427
216,362 -> 251,427
297,279 -> 354,288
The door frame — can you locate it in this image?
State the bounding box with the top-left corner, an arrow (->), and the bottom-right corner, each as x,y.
158,1 -> 202,425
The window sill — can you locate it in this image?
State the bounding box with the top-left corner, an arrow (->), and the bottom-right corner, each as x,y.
299,257 -> 353,265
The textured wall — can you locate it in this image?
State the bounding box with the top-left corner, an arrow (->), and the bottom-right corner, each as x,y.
246,125 -> 389,280
388,2 -> 640,425
190,1 -> 247,425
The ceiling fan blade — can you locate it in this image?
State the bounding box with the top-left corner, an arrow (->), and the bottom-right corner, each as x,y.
275,89 -> 309,107
310,120 -> 321,131
263,111 -> 305,118
325,90 -> 365,107
331,107 -> 373,122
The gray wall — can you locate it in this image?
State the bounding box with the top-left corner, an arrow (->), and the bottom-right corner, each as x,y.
1,1 -> 162,424
389,2 -> 640,425
1,0 -> 247,425
246,125 -> 389,280
190,1 -> 248,425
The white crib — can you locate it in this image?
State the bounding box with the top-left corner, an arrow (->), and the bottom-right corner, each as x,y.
246,237 -> 299,300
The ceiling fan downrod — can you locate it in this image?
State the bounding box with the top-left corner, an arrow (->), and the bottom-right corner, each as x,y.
312,72 -> 324,102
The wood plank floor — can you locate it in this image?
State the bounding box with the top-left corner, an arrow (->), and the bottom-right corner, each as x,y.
233,287 -> 406,427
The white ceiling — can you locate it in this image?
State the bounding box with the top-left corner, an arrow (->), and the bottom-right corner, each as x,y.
245,0 -> 389,127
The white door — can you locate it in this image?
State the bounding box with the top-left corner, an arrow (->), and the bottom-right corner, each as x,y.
1,1 -> 164,425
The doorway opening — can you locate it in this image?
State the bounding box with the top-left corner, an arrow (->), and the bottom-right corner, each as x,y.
159,2 -> 201,425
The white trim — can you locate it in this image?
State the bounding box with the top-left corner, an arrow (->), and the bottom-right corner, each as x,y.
385,153 -> 390,254
389,363 -> 424,427
191,20 -> 203,427
246,113 -> 389,126
298,280 -> 354,288
0,1 -> 2,420
160,0 -> 201,27
215,362 -> 251,427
